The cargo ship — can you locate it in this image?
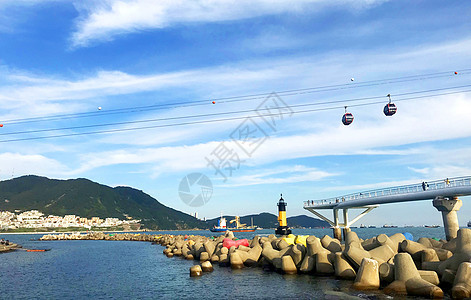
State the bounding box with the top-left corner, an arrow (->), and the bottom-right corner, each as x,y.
210,216 -> 256,232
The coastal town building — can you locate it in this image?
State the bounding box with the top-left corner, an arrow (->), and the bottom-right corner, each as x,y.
0,210 -> 140,230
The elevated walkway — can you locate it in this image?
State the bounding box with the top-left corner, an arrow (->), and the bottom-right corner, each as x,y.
303,176 -> 471,240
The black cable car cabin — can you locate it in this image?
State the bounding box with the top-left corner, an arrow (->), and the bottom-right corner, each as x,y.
383,102 -> 397,116
342,112 -> 354,125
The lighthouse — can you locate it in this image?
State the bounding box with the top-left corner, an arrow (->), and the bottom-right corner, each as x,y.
275,194 -> 292,235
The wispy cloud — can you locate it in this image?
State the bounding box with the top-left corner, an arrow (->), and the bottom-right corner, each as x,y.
71,0 -> 388,47
0,0 -> 60,33
2,35 -> 471,121
66,93 -> 471,177
218,165 -> 337,187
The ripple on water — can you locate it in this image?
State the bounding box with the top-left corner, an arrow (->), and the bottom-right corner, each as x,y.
0,228 -> 453,299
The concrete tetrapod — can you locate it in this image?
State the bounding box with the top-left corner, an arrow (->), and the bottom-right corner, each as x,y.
352,258 -> 380,290
344,243 -> 371,270
345,231 -> 363,249
439,228 -> 471,275
400,240 -> 428,261
210,254 -> 219,263
369,244 -> 395,264
362,237 -> 380,251
388,233 -> 406,252
316,252 -> 335,275
299,254 -> 315,274
421,248 -> 440,263
452,262 -> 471,299
246,244 -> 264,267
334,253 -> 356,280
230,252 -> 244,269
376,234 -> 399,254
218,253 -> 229,267
261,241 -> 291,269
249,236 -> 260,248
199,251 -> 210,262
379,262 -> 394,283
305,236 -> 334,274
288,243 -> 306,267
440,269 -> 456,287
201,261 -> 214,272
193,242 -> 205,260
418,237 -> 444,249
203,240 -> 216,257
281,255 -> 297,275
233,244 -> 263,267
321,235 -> 342,253
418,270 -> 440,285
306,236 -> 329,256
384,253 -> 443,298
190,265 -> 203,277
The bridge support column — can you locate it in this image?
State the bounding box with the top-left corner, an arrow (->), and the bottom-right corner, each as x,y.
433,197 -> 462,241
333,209 -> 342,240
333,227 -> 342,241
342,227 -> 351,240
342,209 -> 349,241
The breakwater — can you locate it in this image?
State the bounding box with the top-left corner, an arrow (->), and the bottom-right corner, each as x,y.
40,229 -> 471,299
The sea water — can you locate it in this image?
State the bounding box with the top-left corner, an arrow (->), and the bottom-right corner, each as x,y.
0,227 -> 452,299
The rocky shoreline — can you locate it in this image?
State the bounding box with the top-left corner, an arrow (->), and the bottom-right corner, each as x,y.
40,229 -> 471,299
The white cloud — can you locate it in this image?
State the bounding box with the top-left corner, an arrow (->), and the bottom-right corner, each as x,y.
72,141 -> 222,175
218,165 -> 337,187
408,167 -> 429,175
0,152 -> 68,179
66,93 -> 471,178
71,0 -> 388,47
3,35 -> 471,126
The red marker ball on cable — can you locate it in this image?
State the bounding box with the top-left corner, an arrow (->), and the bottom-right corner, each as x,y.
212,101 -> 215,104
455,72 -> 458,75
0,124 -> 3,127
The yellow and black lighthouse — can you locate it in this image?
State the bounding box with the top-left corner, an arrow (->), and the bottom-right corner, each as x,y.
275,194 -> 292,235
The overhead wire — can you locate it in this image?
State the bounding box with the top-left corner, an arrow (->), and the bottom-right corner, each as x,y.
1,68 -> 470,125
0,86 -> 470,143
1,84 -> 471,137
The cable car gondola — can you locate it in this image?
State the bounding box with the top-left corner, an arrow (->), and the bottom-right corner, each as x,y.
342,106 -> 354,125
383,94 -> 397,116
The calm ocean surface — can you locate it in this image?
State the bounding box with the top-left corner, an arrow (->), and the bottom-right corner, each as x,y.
0,227 -> 453,299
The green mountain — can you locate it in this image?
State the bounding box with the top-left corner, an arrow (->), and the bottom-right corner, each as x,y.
287,215 -> 330,228
0,175 -> 329,231
0,175 -> 204,230
206,213 -> 329,229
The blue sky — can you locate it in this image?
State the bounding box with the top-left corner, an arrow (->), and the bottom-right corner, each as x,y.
0,0 -> 471,226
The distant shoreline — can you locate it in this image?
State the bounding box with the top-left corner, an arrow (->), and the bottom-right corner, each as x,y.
0,228 -> 207,235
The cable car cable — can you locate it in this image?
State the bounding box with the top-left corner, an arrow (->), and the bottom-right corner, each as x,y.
1,88 -> 471,143
1,86 -> 471,136
2,68 -> 470,125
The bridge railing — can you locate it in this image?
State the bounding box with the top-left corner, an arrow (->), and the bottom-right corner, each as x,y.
304,176 -> 471,208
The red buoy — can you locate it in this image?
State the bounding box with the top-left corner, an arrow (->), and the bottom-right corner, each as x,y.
0,124 -> 3,127
455,72 -> 458,75
212,101 -> 215,104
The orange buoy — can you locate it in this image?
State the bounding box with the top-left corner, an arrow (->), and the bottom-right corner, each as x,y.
0,124 -> 3,127
212,101 -> 215,104
455,72 -> 458,75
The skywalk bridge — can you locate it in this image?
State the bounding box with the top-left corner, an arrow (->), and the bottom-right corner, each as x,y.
303,176 -> 471,240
